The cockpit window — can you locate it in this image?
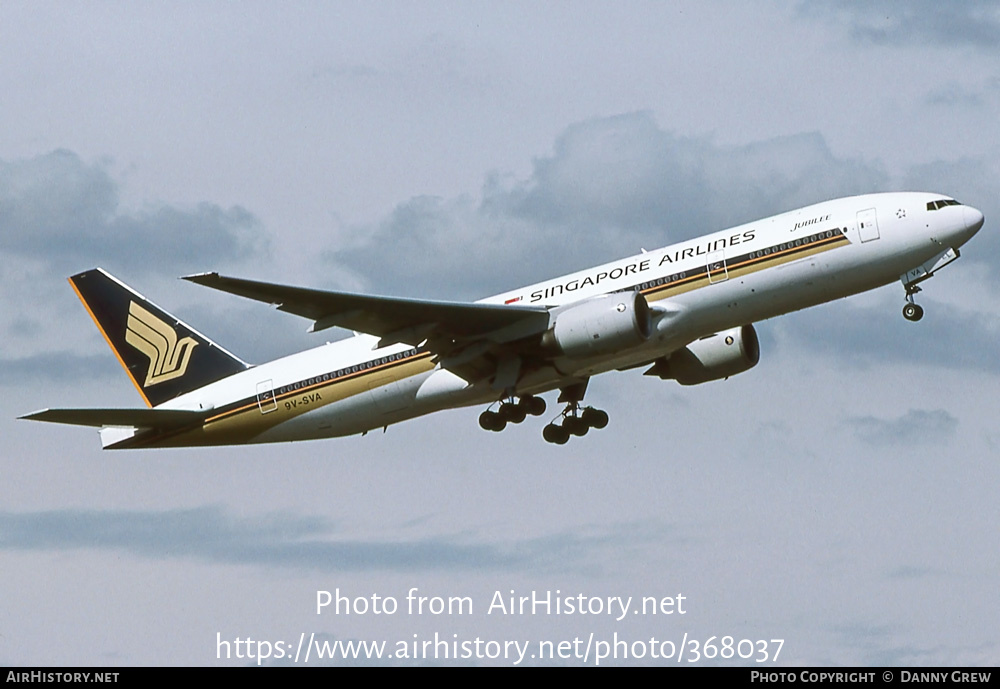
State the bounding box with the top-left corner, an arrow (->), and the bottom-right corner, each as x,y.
927,199 -> 961,211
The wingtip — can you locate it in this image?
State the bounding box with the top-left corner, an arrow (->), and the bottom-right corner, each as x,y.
180,271 -> 220,283
18,409 -> 50,421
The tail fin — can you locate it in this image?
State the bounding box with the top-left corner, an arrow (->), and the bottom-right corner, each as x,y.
69,268 -> 250,407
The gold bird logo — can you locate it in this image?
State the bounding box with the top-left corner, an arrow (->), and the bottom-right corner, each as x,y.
124,301 -> 198,386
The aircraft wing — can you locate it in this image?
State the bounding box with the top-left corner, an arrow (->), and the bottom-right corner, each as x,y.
182,273 -> 552,351
19,408 -> 206,429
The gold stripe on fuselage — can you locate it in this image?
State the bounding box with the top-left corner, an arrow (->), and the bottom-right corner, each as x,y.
158,351 -> 436,446
642,232 -> 849,302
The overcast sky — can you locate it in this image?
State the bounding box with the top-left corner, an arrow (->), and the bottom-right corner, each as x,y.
2,1 -> 998,666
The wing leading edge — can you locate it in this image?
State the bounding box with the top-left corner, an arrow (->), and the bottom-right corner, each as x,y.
182,272 -> 552,352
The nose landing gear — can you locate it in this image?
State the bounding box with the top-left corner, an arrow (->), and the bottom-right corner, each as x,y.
902,301 -> 924,322
903,285 -> 924,322
900,246 -> 963,322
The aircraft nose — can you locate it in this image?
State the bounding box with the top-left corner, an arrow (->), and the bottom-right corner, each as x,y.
964,205 -> 985,237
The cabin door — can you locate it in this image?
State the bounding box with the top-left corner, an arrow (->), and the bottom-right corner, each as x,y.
858,208 -> 880,242
707,249 -> 729,284
256,380 -> 277,414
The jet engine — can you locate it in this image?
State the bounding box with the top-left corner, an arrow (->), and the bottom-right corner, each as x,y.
542,292 -> 653,358
645,324 -> 760,385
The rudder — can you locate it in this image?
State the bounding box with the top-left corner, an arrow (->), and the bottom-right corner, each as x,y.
70,268 -> 250,407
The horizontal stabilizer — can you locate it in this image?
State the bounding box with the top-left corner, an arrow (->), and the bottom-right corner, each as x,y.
20,408 -> 206,429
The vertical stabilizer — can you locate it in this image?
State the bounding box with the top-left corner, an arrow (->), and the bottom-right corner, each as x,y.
69,268 -> 250,407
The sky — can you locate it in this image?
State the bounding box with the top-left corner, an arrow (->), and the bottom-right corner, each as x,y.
1,1 -> 998,667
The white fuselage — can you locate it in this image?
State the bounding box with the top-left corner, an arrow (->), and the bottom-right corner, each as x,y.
147,192 -> 981,447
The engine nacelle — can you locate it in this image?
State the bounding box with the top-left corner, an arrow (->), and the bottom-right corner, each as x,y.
646,324 -> 760,385
543,292 -> 653,359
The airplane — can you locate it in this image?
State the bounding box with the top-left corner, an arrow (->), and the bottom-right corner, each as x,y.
20,191 -> 984,449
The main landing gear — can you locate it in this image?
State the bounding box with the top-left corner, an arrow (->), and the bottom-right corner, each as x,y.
479,395 -> 546,432
902,285 -> 924,322
541,380 -> 609,444
477,380 -> 611,444
541,404 -> 609,445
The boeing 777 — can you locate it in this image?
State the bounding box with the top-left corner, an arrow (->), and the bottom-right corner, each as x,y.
20,192 -> 984,448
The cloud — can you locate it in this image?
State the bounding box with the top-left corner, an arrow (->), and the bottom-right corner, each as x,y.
0,352 -> 117,385
331,112 -> 887,299
0,150 -> 275,372
826,623 -> 999,666
839,628 -> 1000,667
888,565 -> 940,580
845,409 -> 959,447
0,150 -> 266,275
0,506 -> 672,574
924,83 -> 986,108
800,1 -> 1000,49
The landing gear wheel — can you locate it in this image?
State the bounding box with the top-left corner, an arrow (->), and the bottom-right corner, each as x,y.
581,407 -> 609,429
499,402 -> 527,424
523,395 -> 546,416
563,416 -> 589,437
543,423 -> 570,445
902,303 -> 924,322
479,410 -> 506,432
